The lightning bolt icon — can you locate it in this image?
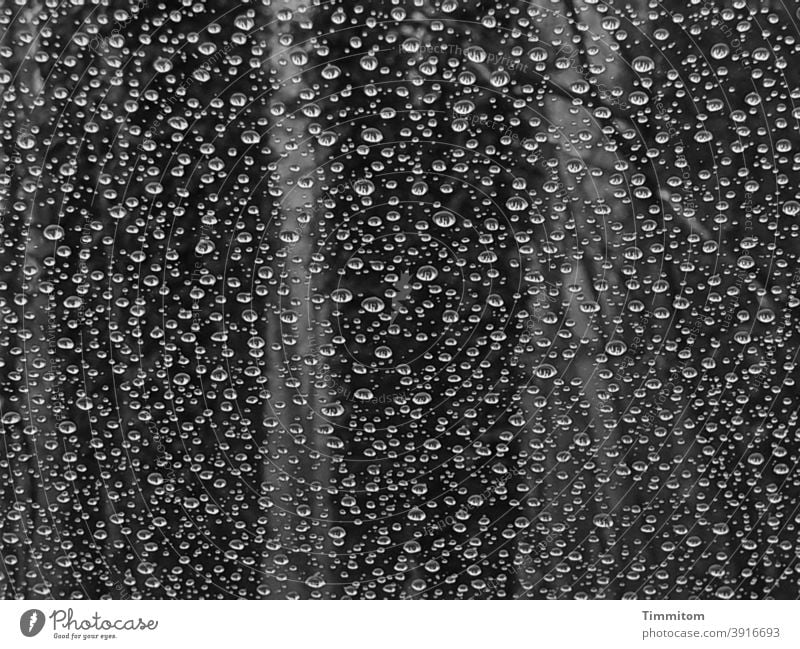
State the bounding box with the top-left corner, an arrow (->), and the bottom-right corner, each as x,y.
28,611 -> 38,632
389,271 -> 413,325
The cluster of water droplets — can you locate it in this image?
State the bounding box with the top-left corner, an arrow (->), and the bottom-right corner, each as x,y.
0,0 -> 799,599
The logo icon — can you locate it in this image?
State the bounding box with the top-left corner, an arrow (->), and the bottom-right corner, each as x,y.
20,609 -> 45,637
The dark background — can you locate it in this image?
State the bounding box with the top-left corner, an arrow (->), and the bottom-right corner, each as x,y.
1,0 -> 799,599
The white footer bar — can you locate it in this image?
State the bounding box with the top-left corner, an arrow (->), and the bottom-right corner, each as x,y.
2,600 -> 797,649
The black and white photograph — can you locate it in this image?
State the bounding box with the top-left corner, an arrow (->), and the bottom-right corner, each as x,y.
0,0 -> 799,645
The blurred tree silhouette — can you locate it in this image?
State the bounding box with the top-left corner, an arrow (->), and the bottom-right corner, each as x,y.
1,0 -> 799,600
